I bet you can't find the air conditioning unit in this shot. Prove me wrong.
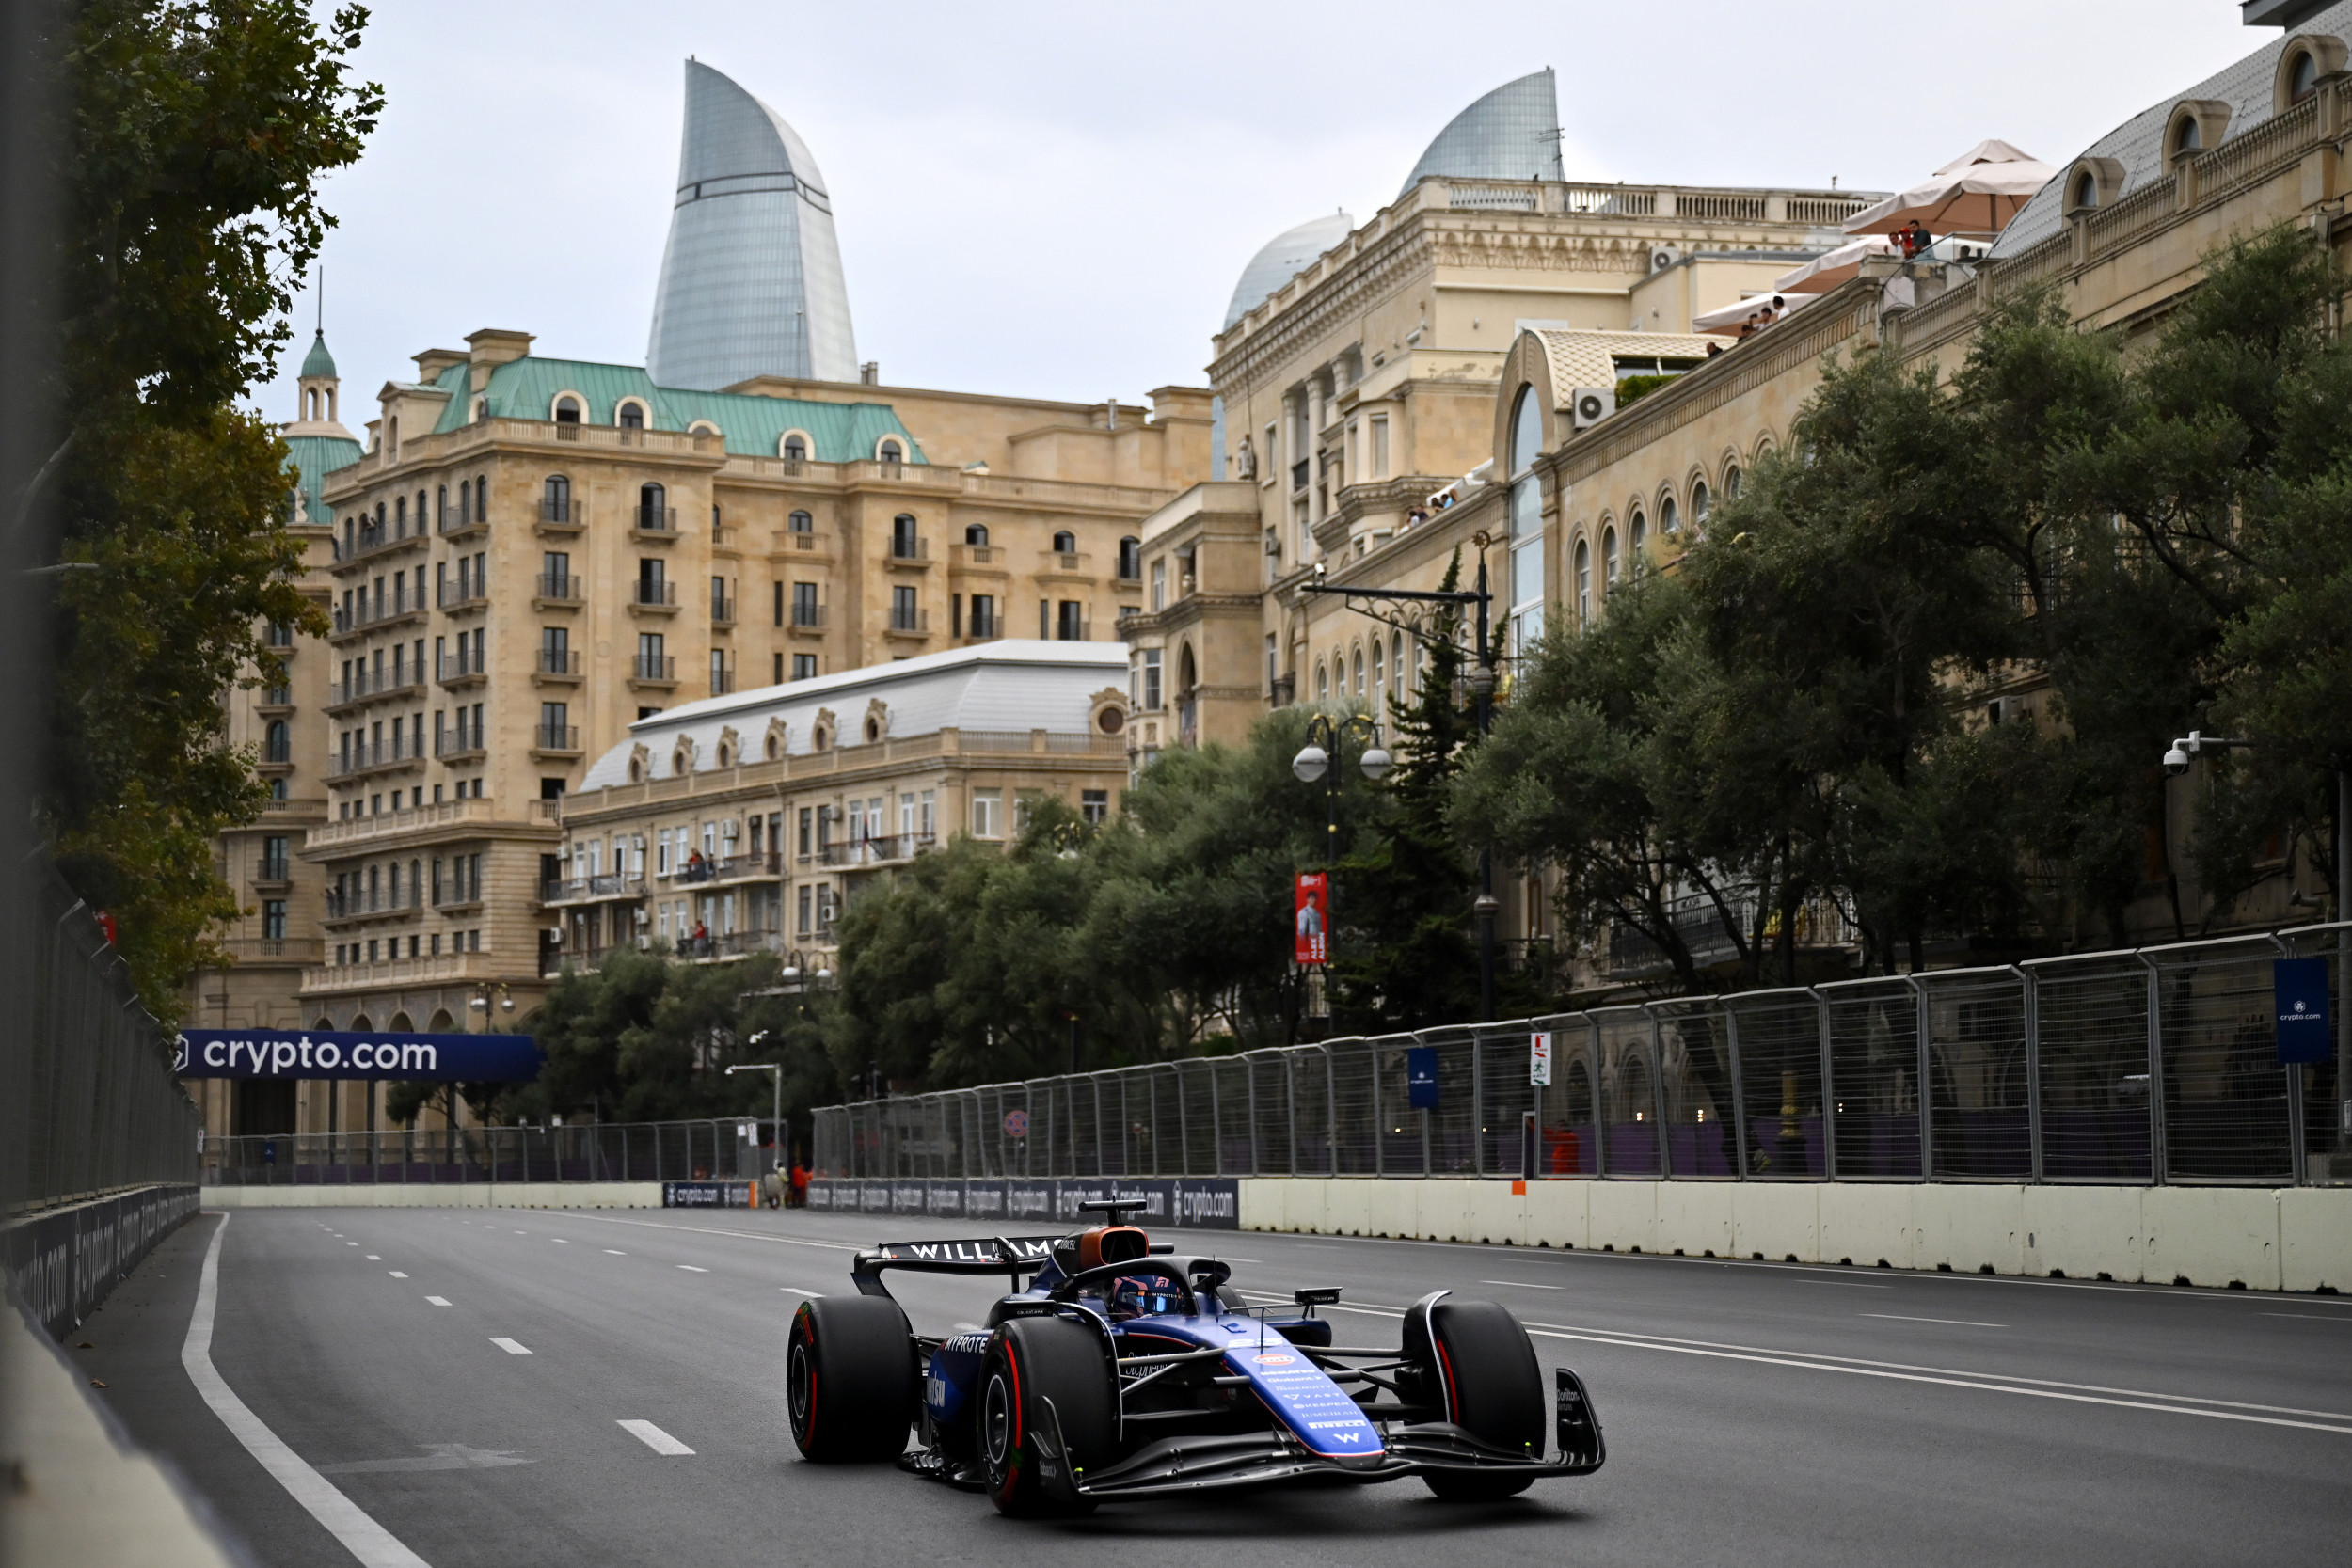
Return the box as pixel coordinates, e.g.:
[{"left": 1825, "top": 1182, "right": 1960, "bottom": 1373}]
[
  {"left": 1649, "top": 246, "right": 1681, "bottom": 274},
  {"left": 1571, "top": 387, "right": 1615, "bottom": 429}
]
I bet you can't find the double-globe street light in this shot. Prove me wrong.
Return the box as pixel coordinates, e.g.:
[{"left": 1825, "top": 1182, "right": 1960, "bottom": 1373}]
[{"left": 1292, "top": 715, "right": 1393, "bottom": 1030}]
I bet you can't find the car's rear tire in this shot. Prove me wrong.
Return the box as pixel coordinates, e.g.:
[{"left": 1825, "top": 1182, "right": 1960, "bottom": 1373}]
[
  {"left": 978, "top": 1316, "right": 1115, "bottom": 1517},
  {"left": 786, "top": 1295, "right": 916, "bottom": 1463},
  {"left": 1406, "top": 1295, "right": 1544, "bottom": 1500}
]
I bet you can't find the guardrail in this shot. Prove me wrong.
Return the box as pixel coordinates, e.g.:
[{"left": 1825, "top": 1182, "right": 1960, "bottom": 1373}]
[
  {"left": 200, "top": 1117, "right": 786, "bottom": 1187},
  {"left": 1, "top": 863, "right": 202, "bottom": 1214},
  {"left": 813, "top": 924, "right": 2352, "bottom": 1188}
]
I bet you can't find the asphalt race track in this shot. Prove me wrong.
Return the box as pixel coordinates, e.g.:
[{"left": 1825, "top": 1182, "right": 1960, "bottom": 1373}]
[{"left": 70, "top": 1204, "right": 2352, "bottom": 1567}]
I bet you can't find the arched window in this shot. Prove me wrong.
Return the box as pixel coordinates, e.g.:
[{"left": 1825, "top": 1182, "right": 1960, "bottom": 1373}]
[
  {"left": 1118, "top": 535, "right": 1140, "bottom": 578},
  {"left": 1575, "top": 539, "right": 1592, "bottom": 626},
  {"left": 1690, "top": 482, "right": 1709, "bottom": 528},
  {"left": 2072, "top": 170, "right": 2101, "bottom": 211},
  {"left": 782, "top": 434, "right": 808, "bottom": 461},
  {"left": 2172, "top": 116, "right": 2201, "bottom": 159},
  {"left": 639, "top": 483, "right": 667, "bottom": 530},
  {"left": 789, "top": 510, "right": 813, "bottom": 533},
  {"left": 1724, "top": 465, "right": 1742, "bottom": 499},
  {"left": 1508, "top": 384, "right": 1541, "bottom": 477},
  {"left": 1053, "top": 531, "right": 1076, "bottom": 554},
  {"left": 475, "top": 475, "right": 486, "bottom": 520},
  {"left": 892, "top": 514, "right": 918, "bottom": 557},
  {"left": 1629, "top": 511, "right": 1646, "bottom": 575},
  {"left": 542, "top": 475, "right": 569, "bottom": 523},
  {"left": 1316, "top": 660, "right": 1328, "bottom": 701},
  {"left": 617, "top": 401, "right": 645, "bottom": 430},
  {"left": 1661, "top": 496, "right": 1678, "bottom": 535},
  {"left": 1352, "top": 647, "right": 1364, "bottom": 697},
  {"left": 965, "top": 523, "right": 989, "bottom": 546},
  {"left": 1602, "top": 526, "right": 1619, "bottom": 588},
  {"left": 766, "top": 733, "right": 782, "bottom": 760},
  {"left": 877, "top": 438, "right": 904, "bottom": 463},
  {"left": 1391, "top": 631, "right": 1405, "bottom": 697},
  {"left": 1370, "top": 637, "right": 1385, "bottom": 711},
  {"left": 265, "top": 720, "right": 290, "bottom": 763},
  {"left": 554, "top": 396, "right": 581, "bottom": 424},
  {"left": 2291, "top": 48, "right": 2322, "bottom": 104}
]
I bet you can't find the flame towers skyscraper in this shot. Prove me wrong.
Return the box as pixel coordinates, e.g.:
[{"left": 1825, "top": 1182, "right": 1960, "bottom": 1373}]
[{"left": 646, "top": 60, "right": 859, "bottom": 390}]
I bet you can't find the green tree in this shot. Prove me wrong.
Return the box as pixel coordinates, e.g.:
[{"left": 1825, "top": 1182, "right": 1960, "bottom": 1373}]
[{"left": 40, "top": 1, "right": 381, "bottom": 1019}]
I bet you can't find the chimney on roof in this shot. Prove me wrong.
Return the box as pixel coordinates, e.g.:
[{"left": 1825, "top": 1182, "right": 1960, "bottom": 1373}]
[
  {"left": 465, "top": 328, "right": 535, "bottom": 392},
  {"left": 860, "top": 361, "right": 880, "bottom": 386}
]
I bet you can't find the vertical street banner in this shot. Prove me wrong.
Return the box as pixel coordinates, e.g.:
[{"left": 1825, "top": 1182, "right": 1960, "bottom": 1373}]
[
  {"left": 1406, "top": 1046, "right": 1439, "bottom": 1109},
  {"left": 2273, "top": 958, "right": 2331, "bottom": 1065},
  {"left": 1295, "top": 871, "right": 1330, "bottom": 966},
  {"left": 1530, "top": 1030, "right": 1553, "bottom": 1086}
]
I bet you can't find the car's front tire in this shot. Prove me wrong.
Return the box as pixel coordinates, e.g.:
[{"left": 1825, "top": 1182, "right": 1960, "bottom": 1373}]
[
  {"left": 786, "top": 1295, "right": 916, "bottom": 1463},
  {"left": 1406, "top": 1295, "right": 1545, "bottom": 1500},
  {"left": 979, "top": 1316, "right": 1115, "bottom": 1517}
]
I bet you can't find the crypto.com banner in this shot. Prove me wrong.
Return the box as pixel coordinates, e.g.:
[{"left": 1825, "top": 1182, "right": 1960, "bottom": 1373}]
[{"left": 175, "top": 1029, "right": 541, "bottom": 1082}]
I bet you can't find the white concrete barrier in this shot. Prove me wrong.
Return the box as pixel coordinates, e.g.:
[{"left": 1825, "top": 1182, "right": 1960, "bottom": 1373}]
[
  {"left": 204, "top": 1181, "right": 664, "bottom": 1210},
  {"left": 1234, "top": 1178, "right": 2352, "bottom": 1291}
]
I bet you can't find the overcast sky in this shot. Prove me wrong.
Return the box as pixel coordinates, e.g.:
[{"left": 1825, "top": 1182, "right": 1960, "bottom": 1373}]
[{"left": 256, "top": 0, "right": 2261, "bottom": 423}]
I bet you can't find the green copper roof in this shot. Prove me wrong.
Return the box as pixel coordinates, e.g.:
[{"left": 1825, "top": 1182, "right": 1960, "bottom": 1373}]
[
  {"left": 300, "top": 330, "right": 338, "bottom": 379},
  {"left": 282, "top": 433, "right": 362, "bottom": 525},
  {"left": 424, "top": 355, "right": 924, "bottom": 464}
]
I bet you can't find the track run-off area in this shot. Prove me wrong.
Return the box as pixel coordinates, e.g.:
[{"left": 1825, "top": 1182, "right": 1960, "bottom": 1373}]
[{"left": 72, "top": 1204, "right": 2352, "bottom": 1567}]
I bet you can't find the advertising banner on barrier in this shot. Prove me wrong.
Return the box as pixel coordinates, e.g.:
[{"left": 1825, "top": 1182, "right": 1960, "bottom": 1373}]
[
  {"left": 663, "top": 1180, "right": 756, "bottom": 1208},
  {"left": 175, "top": 1029, "right": 541, "bottom": 1083},
  {"left": 2274, "top": 958, "right": 2332, "bottom": 1065},
  {"left": 803, "top": 1177, "right": 1240, "bottom": 1229}
]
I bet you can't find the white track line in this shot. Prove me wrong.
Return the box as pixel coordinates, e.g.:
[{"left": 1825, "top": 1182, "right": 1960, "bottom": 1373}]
[
  {"left": 779, "top": 1287, "right": 823, "bottom": 1297},
  {"left": 676, "top": 1265, "right": 709, "bottom": 1273},
  {"left": 1481, "top": 1279, "right": 1563, "bottom": 1290},
  {"left": 183, "top": 1215, "right": 431, "bottom": 1567},
  {"left": 561, "top": 1212, "right": 863, "bottom": 1250},
  {"left": 490, "top": 1338, "right": 532, "bottom": 1355},
  {"left": 425, "top": 1296, "right": 452, "bottom": 1307},
  {"left": 388, "top": 1272, "right": 408, "bottom": 1279},
  {"left": 1864, "top": 1313, "right": 2007, "bottom": 1328},
  {"left": 617, "top": 1419, "right": 694, "bottom": 1455}
]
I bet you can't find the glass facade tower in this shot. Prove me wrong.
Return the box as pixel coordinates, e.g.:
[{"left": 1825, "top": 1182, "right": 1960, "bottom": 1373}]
[
  {"left": 646, "top": 60, "right": 859, "bottom": 390},
  {"left": 1397, "top": 69, "right": 1565, "bottom": 195}
]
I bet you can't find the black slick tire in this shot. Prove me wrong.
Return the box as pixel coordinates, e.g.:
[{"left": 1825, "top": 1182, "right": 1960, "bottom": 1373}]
[
  {"left": 786, "top": 1295, "right": 916, "bottom": 1462},
  {"left": 1406, "top": 1296, "right": 1545, "bottom": 1500},
  {"left": 978, "top": 1316, "right": 1115, "bottom": 1517}
]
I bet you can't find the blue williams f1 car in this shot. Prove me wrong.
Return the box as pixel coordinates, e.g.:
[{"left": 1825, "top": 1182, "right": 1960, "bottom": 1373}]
[{"left": 785, "top": 1199, "right": 1604, "bottom": 1515}]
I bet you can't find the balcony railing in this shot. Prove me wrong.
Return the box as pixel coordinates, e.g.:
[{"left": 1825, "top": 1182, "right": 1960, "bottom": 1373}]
[
  {"left": 632, "top": 580, "right": 677, "bottom": 608},
  {"left": 323, "top": 887, "right": 424, "bottom": 919},
  {"left": 438, "top": 505, "right": 487, "bottom": 537},
  {"left": 790, "top": 602, "right": 826, "bottom": 629},
  {"left": 437, "top": 650, "right": 485, "bottom": 684},
  {"left": 541, "top": 873, "right": 648, "bottom": 905},
  {"left": 631, "top": 655, "right": 676, "bottom": 683},
  {"left": 890, "top": 535, "right": 929, "bottom": 562},
  {"left": 819, "top": 832, "right": 936, "bottom": 867},
  {"left": 660, "top": 850, "right": 782, "bottom": 886},
  {"left": 435, "top": 721, "right": 485, "bottom": 757},
  {"left": 539, "top": 497, "right": 582, "bottom": 527},
  {"left": 634, "top": 506, "right": 678, "bottom": 533},
  {"left": 534, "top": 573, "right": 581, "bottom": 603},
  {"left": 710, "top": 594, "right": 735, "bottom": 626},
  {"left": 709, "top": 667, "right": 735, "bottom": 696},
  {"left": 329, "top": 669, "right": 423, "bottom": 706},
  {"left": 532, "top": 724, "right": 581, "bottom": 753},
  {"left": 331, "top": 596, "right": 426, "bottom": 636},
  {"left": 327, "top": 737, "right": 425, "bottom": 778},
  {"left": 888, "top": 606, "right": 929, "bottom": 634},
  {"left": 536, "top": 649, "right": 582, "bottom": 678},
  {"left": 437, "top": 580, "right": 489, "bottom": 611}
]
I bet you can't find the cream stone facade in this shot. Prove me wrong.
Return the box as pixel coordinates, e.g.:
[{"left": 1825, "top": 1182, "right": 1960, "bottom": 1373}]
[
  {"left": 550, "top": 642, "right": 1132, "bottom": 974},
  {"left": 189, "top": 335, "right": 1209, "bottom": 1135}
]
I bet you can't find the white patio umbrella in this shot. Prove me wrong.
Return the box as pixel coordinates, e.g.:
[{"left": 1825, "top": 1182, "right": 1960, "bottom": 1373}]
[
  {"left": 1842, "top": 138, "right": 2057, "bottom": 236},
  {"left": 1691, "top": 288, "right": 1832, "bottom": 337},
  {"left": 1769, "top": 233, "right": 1900, "bottom": 293}
]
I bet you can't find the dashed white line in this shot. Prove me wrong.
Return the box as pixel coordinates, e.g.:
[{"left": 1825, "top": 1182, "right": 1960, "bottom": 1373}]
[
  {"left": 388, "top": 1272, "right": 408, "bottom": 1279},
  {"left": 1482, "top": 1279, "right": 1564, "bottom": 1290},
  {"left": 780, "top": 1287, "right": 822, "bottom": 1297},
  {"left": 426, "top": 1296, "right": 453, "bottom": 1307},
  {"left": 490, "top": 1338, "right": 532, "bottom": 1355},
  {"left": 1864, "top": 1313, "right": 2007, "bottom": 1328},
  {"left": 2265, "top": 1313, "right": 2352, "bottom": 1323},
  {"left": 552, "top": 1238, "right": 569, "bottom": 1244},
  {"left": 617, "top": 1419, "right": 694, "bottom": 1455},
  {"left": 365, "top": 1255, "right": 381, "bottom": 1260},
  {"left": 345, "top": 1242, "right": 358, "bottom": 1247},
  {"left": 676, "top": 1265, "right": 709, "bottom": 1274},
  {"left": 1794, "top": 1278, "right": 1891, "bottom": 1289},
  {"left": 604, "top": 1249, "right": 627, "bottom": 1256}
]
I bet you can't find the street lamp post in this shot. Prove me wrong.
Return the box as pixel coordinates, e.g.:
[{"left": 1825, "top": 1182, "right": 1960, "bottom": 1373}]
[
  {"left": 1293, "top": 713, "right": 1391, "bottom": 1036},
  {"left": 2164, "top": 729, "right": 2350, "bottom": 1181},
  {"left": 1299, "top": 535, "right": 1500, "bottom": 1019},
  {"left": 725, "top": 1051, "right": 784, "bottom": 1195}
]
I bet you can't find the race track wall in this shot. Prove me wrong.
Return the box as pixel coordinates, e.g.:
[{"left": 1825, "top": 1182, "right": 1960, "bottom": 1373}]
[
  {"left": 2, "top": 1184, "right": 200, "bottom": 1338},
  {"left": 1239, "top": 1179, "right": 2352, "bottom": 1292},
  {"left": 206, "top": 1180, "right": 663, "bottom": 1210}
]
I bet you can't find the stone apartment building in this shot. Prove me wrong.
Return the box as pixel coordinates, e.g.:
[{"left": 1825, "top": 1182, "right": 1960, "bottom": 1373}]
[
  {"left": 188, "top": 335, "right": 1208, "bottom": 1137},
  {"left": 550, "top": 641, "right": 1131, "bottom": 974}
]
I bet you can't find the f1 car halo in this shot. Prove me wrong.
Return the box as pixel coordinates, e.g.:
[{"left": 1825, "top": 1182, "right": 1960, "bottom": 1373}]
[{"left": 785, "top": 1199, "right": 1605, "bottom": 1515}]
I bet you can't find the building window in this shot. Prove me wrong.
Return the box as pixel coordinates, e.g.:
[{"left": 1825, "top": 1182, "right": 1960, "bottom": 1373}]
[
  {"left": 1058, "top": 600, "right": 1085, "bottom": 641},
  {"left": 1628, "top": 512, "right": 1645, "bottom": 575},
  {"left": 1370, "top": 415, "right": 1390, "bottom": 479},
  {"left": 1602, "top": 526, "right": 1619, "bottom": 589},
  {"left": 1081, "top": 789, "right": 1108, "bottom": 825},
  {"left": 554, "top": 396, "right": 580, "bottom": 424},
  {"left": 264, "top": 720, "right": 290, "bottom": 763},
  {"left": 1137, "top": 648, "right": 1161, "bottom": 711},
  {"left": 965, "top": 523, "right": 989, "bottom": 546},
  {"left": 892, "top": 514, "right": 919, "bottom": 559},
  {"left": 261, "top": 835, "right": 289, "bottom": 880},
  {"left": 262, "top": 899, "right": 286, "bottom": 941},
  {"left": 1724, "top": 465, "right": 1741, "bottom": 499},
  {"left": 1575, "top": 539, "right": 1591, "bottom": 627},
  {"left": 1117, "top": 536, "right": 1140, "bottom": 579},
  {"left": 1150, "top": 560, "right": 1166, "bottom": 610},
  {"left": 619, "top": 401, "right": 645, "bottom": 430},
  {"left": 639, "top": 483, "right": 668, "bottom": 530},
  {"left": 1686, "top": 484, "right": 1706, "bottom": 530},
  {"left": 969, "top": 594, "right": 996, "bottom": 639},
  {"left": 891, "top": 585, "right": 920, "bottom": 632},
  {"left": 542, "top": 474, "right": 570, "bottom": 523},
  {"left": 798, "top": 884, "right": 813, "bottom": 934},
  {"left": 783, "top": 435, "right": 807, "bottom": 461},
  {"left": 878, "top": 438, "right": 904, "bottom": 464},
  {"left": 792, "top": 581, "right": 820, "bottom": 627},
  {"left": 972, "top": 788, "right": 1003, "bottom": 839},
  {"left": 1315, "top": 660, "right": 1328, "bottom": 702},
  {"left": 1661, "top": 496, "right": 1678, "bottom": 536},
  {"left": 793, "top": 653, "right": 818, "bottom": 680},
  {"left": 1052, "top": 530, "right": 1076, "bottom": 554},
  {"left": 788, "top": 509, "right": 813, "bottom": 533},
  {"left": 540, "top": 701, "right": 569, "bottom": 751}
]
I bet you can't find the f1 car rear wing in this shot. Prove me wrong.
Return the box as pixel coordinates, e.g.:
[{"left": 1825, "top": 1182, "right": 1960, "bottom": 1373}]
[{"left": 851, "top": 1235, "right": 1064, "bottom": 1299}]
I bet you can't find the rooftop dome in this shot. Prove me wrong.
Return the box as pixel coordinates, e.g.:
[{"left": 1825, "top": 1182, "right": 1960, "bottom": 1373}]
[
  {"left": 1224, "top": 212, "right": 1356, "bottom": 328},
  {"left": 299, "top": 329, "right": 337, "bottom": 379},
  {"left": 1398, "top": 69, "right": 1565, "bottom": 197}
]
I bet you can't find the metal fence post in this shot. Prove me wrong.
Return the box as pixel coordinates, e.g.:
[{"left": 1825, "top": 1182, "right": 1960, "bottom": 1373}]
[
  {"left": 1810, "top": 989, "right": 1836, "bottom": 1180},
  {"left": 2012, "top": 964, "right": 2043, "bottom": 1184},
  {"left": 1724, "top": 1006, "right": 1744, "bottom": 1180},
  {"left": 2139, "top": 954, "right": 2166, "bottom": 1184},
  {"left": 1589, "top": 1015, "right": 1610, "bottom": 1179},
  {"left": 1647, "top": 1008, "right": 1672, "bottom": 1178},
  {"left": 1372, "top": 1045, "right": 1385, "bottom": 1178},
  {"left": 1910, "top": 975, "right": 1934, "bottom": 1182}
]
